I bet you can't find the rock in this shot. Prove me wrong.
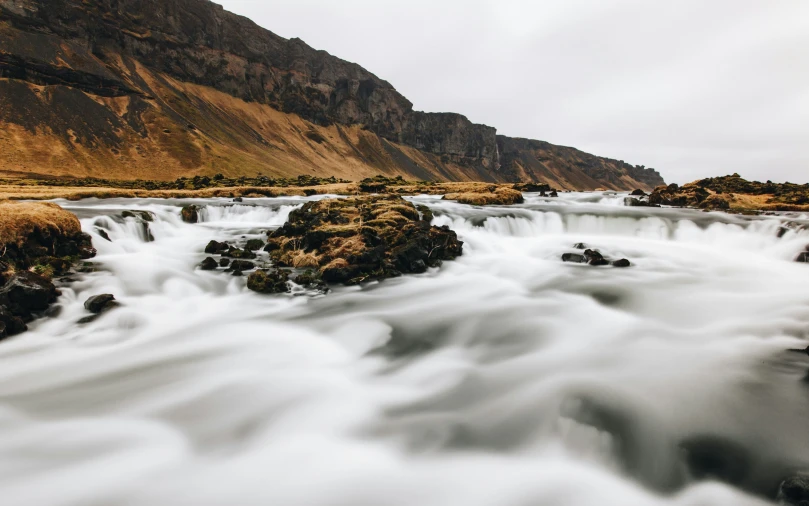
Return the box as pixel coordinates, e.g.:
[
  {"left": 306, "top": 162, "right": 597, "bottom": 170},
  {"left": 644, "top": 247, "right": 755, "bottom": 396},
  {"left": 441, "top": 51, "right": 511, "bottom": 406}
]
[
  {"left": 624, "top": 197, "right": 649, "bottom": 207},
  {"left": 611, "top": 259, "right": 631, "bottom": 268},
  {"left": 228, "top": 260, "right": 255, "bottom": 272},
  {"left": 796, "top": 252, "right": 809, "bottom": 263},
  {"left": 219, "top": 258, "right": 231, "bottom": 268},
  {"left": 247, "top": 269, "right": 290, "bottom": 294},
  {"left": 224, "top": 247, "right": 257, "bottom": 259},
  {"left": 244, "top": 239, "right": 265, "bottom": 251},
  {"left": 549, "top": 190, "right": 559, "bottom": 198},
  {"left": 0, "top": 271, "right": 59, "bottom": 321},
  {"left": 263, "top": 241, "right": 281, "bottom": 253},
  {"left": 96, "top": 228, "right": 112, "bottom": 241},
  {"left": 443, "top": 187, "right": 524, "bottom": 206},
  {"left": 584, "top": 249, "right": 609, "bottom": 266},
  {"left": 84, "top": 294, "right": 117, "bottom": 314},
  {"left": 181, "top": 205, "right": 200, "bottom": 223},
  {"left": 199, "top": 257, "right": 218, "bottom": 270},
  {"left": 778, "top": 474, "right": 809, "bottom": 506},
  {"left": 204, "top": 240, "right": 229, "bottom": 254},
  {"left": 699, "top": 194, "right": 730, "bottom": 211},
  {"left": 0, "top": 305, "right": 27, "bottom": 340},
  {"left": 630, "top": 189, "right": 646, "bottom": 196},
  {"left": 573, "top": 243, "right": 588, "bottom": 250},
  {"left": 121, "top": 210, "right": 155, "bottom": 222},
  {"left": 513, "top": 182, "right": 551, "bottom": 193},
  {"left": 562, "top": 253, "right": 586, "bottom": 263},
  {"left": 293, "top": 270, "right": 328, "bottom": 292},
  {"left": 233, "top": 197, "right": 244, "bottom": 202}
]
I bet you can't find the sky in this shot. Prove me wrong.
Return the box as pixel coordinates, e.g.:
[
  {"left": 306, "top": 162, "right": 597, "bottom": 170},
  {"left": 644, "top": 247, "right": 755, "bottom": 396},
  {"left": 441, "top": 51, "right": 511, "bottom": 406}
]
[{"left": 217, "top": 0, "right": 808, "bottom": 184}]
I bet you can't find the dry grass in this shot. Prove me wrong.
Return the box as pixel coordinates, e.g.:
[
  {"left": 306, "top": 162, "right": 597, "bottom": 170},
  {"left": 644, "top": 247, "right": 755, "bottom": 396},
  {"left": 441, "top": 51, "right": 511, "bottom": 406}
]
[
  {"left": 0, "top": 201, "right": 81, "bottom": 247},
  {"left": 443, "top": 187, "right": 524, "bottom": 206}
]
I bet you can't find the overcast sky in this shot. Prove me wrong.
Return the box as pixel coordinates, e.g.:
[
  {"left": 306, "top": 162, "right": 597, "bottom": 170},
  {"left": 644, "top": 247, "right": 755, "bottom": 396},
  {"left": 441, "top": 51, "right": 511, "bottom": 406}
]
[{"left": 218, "top": 0, "right": 807, "bottom": 184}]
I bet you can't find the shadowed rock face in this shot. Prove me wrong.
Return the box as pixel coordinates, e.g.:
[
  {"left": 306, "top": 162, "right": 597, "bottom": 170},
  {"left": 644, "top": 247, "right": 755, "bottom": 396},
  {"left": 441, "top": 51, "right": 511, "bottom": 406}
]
[{"left": 0, "top": 0, "right": 665, "bottom": 189}]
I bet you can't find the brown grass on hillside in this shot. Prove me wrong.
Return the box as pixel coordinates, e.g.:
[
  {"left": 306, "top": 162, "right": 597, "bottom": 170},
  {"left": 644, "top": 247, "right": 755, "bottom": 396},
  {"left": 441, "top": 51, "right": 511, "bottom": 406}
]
[{"left": 0, "top": 201, "right": 81, "bottom": 248}]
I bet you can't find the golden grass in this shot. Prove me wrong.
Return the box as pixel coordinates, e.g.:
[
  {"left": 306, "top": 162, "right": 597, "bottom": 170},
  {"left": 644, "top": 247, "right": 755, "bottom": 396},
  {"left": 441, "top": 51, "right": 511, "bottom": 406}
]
[
  {"left": 290, "top": 251, "right": 321, "bottom": 268},
  {"left": 443, "top": 187, "right": 524, "bottom": 206},
  {"left": 0, "top": 201, "right": 81, "bottom": 247}
]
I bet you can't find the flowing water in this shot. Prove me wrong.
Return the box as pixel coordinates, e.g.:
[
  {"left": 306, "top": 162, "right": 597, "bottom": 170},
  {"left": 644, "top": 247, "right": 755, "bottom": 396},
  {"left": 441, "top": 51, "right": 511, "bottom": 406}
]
[{"left": 2, "top": 192, "right": 809, "bottom": 506}]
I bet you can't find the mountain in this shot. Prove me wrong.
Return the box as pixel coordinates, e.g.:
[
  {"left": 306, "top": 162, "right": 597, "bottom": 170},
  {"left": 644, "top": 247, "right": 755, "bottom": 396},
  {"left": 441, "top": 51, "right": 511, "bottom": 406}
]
[{"left": 0, "top": 0, "right": 665, "bottom": 190}]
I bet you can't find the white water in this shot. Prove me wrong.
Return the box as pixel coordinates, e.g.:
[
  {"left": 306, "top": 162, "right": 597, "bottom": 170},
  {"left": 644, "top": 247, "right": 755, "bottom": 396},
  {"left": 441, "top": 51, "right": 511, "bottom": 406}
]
[{"left": 2, "top": 192, "right": 809, "bottom": 506}]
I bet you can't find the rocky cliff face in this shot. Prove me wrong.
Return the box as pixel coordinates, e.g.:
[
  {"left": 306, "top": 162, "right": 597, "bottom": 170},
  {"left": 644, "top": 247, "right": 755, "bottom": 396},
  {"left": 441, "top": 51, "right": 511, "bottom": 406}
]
[{"left": 0, "top": 0, "right": 664, "bottom": 189}]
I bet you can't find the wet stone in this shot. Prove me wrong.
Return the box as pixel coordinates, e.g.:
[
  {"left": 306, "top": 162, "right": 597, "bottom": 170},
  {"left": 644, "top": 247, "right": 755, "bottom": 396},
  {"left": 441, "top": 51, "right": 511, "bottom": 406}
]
[
  {"left": 84, "top": 294, "right": 117, "bottom": 314},
  {"left": 200, "top": 257, "right": 218, "bottom": 270}
]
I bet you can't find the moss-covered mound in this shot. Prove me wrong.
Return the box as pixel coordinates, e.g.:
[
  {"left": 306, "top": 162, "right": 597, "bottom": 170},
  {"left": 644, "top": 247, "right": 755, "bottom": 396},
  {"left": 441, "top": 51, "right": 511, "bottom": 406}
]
[
  {"left": 0, "top": 201, "right": 96, "bottom": 340},
  {"left": 253, "top": 195, "right": 463, "bottom": 288},
  {"left": 443, "top": 187, "right": 525, "bottom": 206}
]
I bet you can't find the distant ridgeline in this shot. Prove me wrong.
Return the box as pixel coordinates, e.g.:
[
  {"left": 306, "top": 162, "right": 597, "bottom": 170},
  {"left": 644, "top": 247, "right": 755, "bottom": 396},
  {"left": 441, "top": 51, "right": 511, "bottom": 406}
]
[{"left": 0, "top": 0, "right": 664, "bottom": 190}]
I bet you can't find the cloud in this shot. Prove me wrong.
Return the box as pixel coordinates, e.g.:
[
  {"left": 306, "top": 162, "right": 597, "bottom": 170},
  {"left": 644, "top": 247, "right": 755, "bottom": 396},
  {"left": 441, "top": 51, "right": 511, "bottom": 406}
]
[{"left": 218, "top": 0, "right": 809, "bottom": 184}]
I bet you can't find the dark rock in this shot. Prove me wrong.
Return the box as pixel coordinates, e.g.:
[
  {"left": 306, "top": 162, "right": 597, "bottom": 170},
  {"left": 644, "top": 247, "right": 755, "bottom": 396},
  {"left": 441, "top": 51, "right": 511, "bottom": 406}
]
[
  {"left": 612, "top": 258, "right": 631, "bottom": 268},
  {"left": 549, "top": 190, "right": 559, "bottom": 198},
  {"left": 229, "top": 260, "right": 255, "bottom": 272},
  {"left": 244, "top": 239, "right": 265, "bottom": 251},
  {"left": 204, "top": 240, "right": 229, "bottom": 254},
  {"left": 573, "top": 243, "right": 588, "bottom": 250},
  {"left": 199, "top": 257, "right": 218, "bottom": 270},
  {"left": 219, "top": 258, "right": 231, "bottom": 267},
  {"left": 778, "top": 474, "right": 809, "bottom": 506},
  {"left": 0, "top": 305, "right": 27, "bottom": 340},
  {"left": 293, "top": 270, "right": 328, "bottom": 291},
  {"left": 83, "top": 294, "right": 117, "bottom": 314},
  {"left": 78, "top": 233, "right": 97, "bottom": 259},
  {"left": 181, "top": 205, "right": 200, "bottom": 223},
  {"left": 562, "top": 253, "right": 586, "bottom": 263},
  {"left": 224, "top": 247, "right": 256, "bottom": 260},
  {"left": 121, "top": 210, "right": 155, "bottom": 222},
  {"left": 0, "top": 271, "right": 59, "bottom": 320},
  {"left": 247, "top": 269, "right": 290, "bottom": 294},
  {"left": 796, "top": 252, "right": 809, "bottom": 263},
  {"left": 513, "top": 182, "right": 551, "bottom": 193},
  {"left": 303, "top": 189, "right": 318, "bottom": 196},
  {"left": 263, "top": 241, "right": 281, "bottom": 253},
  {"left": 630, "top": 189, "right": 646, "bottom": 196},
  {"left": 96, "top": 228, "right": 111, "bottom": 241},
  {"left": 233, "top": 197, "right": 244, "bottom": 202},
  {"left": 232, "top": 269, "right": 243, "bottom": 276},
  {"left": 584, "top": 249, "right": 610, "bottom": 266},
  {"left": 624, "top": 197, "right": 649, "bottom": 207}
]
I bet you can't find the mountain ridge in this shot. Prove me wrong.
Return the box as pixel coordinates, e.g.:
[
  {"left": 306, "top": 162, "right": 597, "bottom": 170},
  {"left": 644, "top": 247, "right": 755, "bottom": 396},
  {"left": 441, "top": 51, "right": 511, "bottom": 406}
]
[{"left": 0, "top": 0, "right": 665, "bottom": 190}]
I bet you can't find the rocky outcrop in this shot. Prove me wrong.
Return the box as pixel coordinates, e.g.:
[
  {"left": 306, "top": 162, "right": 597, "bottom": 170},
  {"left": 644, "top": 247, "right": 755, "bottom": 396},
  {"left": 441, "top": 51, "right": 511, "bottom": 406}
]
[
  {"left": 0, "top": 201, "right": 96, "bottom": 339},
  {"left": 0, "top": 0, "right": 665, "bottom": 189}
]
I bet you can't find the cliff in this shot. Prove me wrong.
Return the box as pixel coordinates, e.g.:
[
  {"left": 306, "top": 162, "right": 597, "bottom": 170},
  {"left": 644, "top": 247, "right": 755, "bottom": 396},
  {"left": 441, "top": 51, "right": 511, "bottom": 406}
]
[{"left": 0, "top": 0, "right": 665, "bottom": 190}]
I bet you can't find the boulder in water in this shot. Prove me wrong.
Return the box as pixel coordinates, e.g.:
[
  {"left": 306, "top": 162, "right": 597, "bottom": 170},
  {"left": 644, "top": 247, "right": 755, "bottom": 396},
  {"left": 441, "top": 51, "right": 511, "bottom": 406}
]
[
  {"left": 778, "top": 474, "right": 809, "bottom": 506},
  {"left": 247, "top": 269, "right": 290, "bottom": 294},
  {"left": 630, "top": 189, "right": 646, "bottom": 196},
  {"left": 584, "top": 249, "right": 610, "bottom": 266},
  {"left": 0, "top": 271, "right": 59, "bottom": 321},
  {"left": 219, "top": 258, "right": 231, "bottom": 268},
  {"left": 573, "top": 243, "right": 588, "bottom": 250},
  {"left": 244, "top": 239, "right": 264, "bottom": 251},
  {"left": 121, "top": 210, "right": 155, "bottom": 222},
  {"left": 199, "top": 257, "right": 218, "bottom": 270},
  {"left": 795, "top": 252, "right": 809, "bottom": 263},
  {"left": 624, "top": 197, "right": 649, "bottom": 207},
  {"left": 204, "top": 240, "right": 229, "bottom": 254},
  {"left": 562, "top": 253, "right": 586, "bottom": 264},
  {"left": 181, "top": 205, "right": 200, "bottom": 223},
  {"left": 84, "top": 294, "right": 118, "bottom": 314},
  {"left": 229, "top": 260, "right": 255, "bottom": 272},
  {"left": 512, "top": 182, "right": 551, "bottom": 193},
  {"left": 233, "top": 197, "right": 244, "bottom": 202},
  {"left": 0, "top": 305, "right": 27, "bottom": 340},
  {"left": 612, "top": 258, "right": 631, "bottom": 268},
  {"left": 549, "top": 190, "right": 559, "bottom": 197},
  {"left": 224, "top": 247, "right": 257, "bottom": 260}
]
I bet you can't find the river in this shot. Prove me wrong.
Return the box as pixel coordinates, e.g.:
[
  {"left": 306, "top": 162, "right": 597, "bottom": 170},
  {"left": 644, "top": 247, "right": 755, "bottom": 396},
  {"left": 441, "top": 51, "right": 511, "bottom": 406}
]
[{"left": 1, "top": 192, "right": 809, "bottom": 505}]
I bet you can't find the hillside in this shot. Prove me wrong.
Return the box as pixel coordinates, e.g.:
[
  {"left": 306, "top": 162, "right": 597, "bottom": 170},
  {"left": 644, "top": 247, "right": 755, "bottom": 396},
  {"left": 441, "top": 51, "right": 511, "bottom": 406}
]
[{"left": 0, "top": 0, "right": 665, "bottom": 190}]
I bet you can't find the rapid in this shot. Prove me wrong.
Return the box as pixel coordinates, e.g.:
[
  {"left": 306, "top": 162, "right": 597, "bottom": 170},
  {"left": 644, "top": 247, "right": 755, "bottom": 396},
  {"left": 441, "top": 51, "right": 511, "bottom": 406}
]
[{"left": 1, "top": 191, "right": 809, "bottom": 506}]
